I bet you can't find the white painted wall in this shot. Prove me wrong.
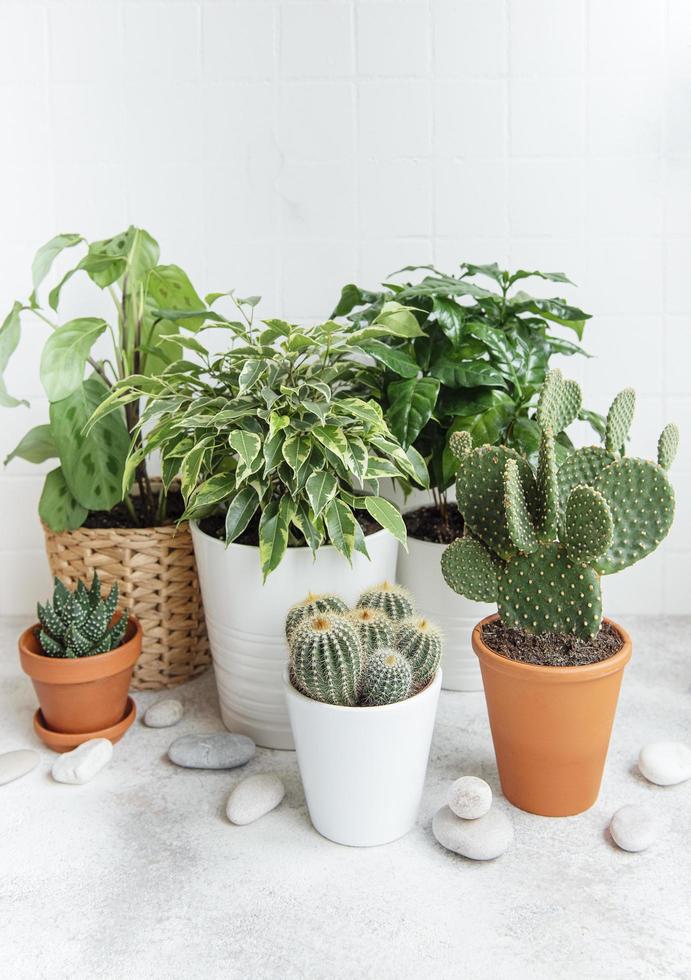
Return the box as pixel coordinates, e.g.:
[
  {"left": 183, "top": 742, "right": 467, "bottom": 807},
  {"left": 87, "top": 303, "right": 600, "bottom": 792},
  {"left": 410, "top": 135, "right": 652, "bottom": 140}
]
[{"left": 1, "top": 0, "right": 689, "bottom": 615}]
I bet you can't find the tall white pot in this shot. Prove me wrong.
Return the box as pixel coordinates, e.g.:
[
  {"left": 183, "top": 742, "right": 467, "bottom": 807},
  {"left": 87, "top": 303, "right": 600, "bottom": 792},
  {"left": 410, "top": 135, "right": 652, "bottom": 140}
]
[
  {"left": 285, "top": 669, "right": 441, "bottom": 846},
  {"left": 397, "top": 537, "right": 495, "bottom": 692},
  {"left": 191, "top": 523, "right": 398, "bottom": 750}
]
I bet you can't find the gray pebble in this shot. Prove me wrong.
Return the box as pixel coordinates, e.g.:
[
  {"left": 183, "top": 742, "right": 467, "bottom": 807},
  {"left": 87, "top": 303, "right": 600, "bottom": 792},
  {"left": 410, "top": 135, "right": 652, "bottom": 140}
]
[
  {"left": 168, "top": 732, "right": 255, "bottom": 770},
  {"left": 0, "top": 749, "right": 39, "bottom": 786},
  {"left": 144, "top": 699, "right": 184, "bottom": 729},
  {"left": 433, "top": 805, "right": 514, "bottom": 860},
  {"left": 226, "top": 773, "right": 285, "bottom": 825},
  {"left": 610, "top": 804, "right": 660, "bottom": 852},
  {"left": 638, "top": 741, "right": 691, "bottom": 786}
]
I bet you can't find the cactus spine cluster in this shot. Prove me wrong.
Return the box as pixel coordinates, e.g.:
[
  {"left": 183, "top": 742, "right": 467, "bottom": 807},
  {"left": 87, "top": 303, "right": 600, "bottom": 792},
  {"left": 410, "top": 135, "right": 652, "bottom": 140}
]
[
  {"left": 441, "top": 370, "right": 677, "bottom": 639},
  {"left": 286, "top": 584, "right": 442, "bottom": 706},
  {"left": 37, "top": 574, "right": 128, "bottom": 658}
]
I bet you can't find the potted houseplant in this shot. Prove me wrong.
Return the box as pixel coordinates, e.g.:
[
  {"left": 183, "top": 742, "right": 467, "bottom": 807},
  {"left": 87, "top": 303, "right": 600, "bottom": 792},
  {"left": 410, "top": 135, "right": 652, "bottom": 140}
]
[
  {"left": 441, "top": 370, "right": 678, "bottom": 816},
  {"left": 333, "top": 263, "right": 601, "bottom": 691},
  {"left": 284, "top": 584, "right": 442, "bottom": 846},
  {"left": 18, "top": 573, "right": 142, "bottom": 751},
  {"left": 1, "top": 228, "right": 209, "bottom": 690},
  {"left": 95, "top": 298, "right": 427, "bottom": 748}
]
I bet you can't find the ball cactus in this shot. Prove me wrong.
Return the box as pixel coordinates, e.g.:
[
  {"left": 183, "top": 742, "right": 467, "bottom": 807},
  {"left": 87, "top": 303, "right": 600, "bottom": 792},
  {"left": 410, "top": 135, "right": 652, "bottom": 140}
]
[
  {"left": 285, "top": 592, "right": 349, "bottom": 643},
  {"left": 360, "top": 647, "right": 413, "bottom": 706},
  {"left": 441, "top": 370, "right": 677, "bottom": 639},
  {"left": 346, "top": 608, "right": 395, "bottom": 654},
  {"left": 396, "top": 617, "right": 442, "bottom": 689},
  {"left": 290, "top": 613, "right": 364, "bottom": 706},
  {"left": 357, "top": 581, "right": 414, "bottom": 621},
  {"left": 37, "top": 574, "right": 128, "bottom": 658}
]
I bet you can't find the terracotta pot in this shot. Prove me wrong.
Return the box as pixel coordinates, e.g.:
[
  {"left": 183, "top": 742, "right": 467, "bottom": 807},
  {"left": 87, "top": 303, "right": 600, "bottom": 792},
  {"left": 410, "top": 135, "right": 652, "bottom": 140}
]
[
  {"left": 18, "top": 617, "right": 142, "bottom": 743},
  {"left": 472, "top": 614, "right": 632, "bottom": 817}
]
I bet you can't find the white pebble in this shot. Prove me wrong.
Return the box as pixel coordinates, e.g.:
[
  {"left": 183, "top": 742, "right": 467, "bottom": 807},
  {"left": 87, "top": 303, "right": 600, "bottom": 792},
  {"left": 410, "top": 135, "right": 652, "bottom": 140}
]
[
  {"left": 0, "top": 749, "right": 39, "bottom": 786},
  {"left": 226, "top": 773, "right": 285, "bottom": 826},
  {"left": 52, "top": 738, "right": 113, "bottom": 785},
  {"left": 433, "top": 805, "right": 513, "bottom": 860},
  {"left": 144, "top": 699, "right": 184, "bottom": 729},
  {"left": 448, "top": 776, "right": 492, "bottom": 819},
  {"left": 638, "top": 741, "right": 691, "bottom": 786},
  {"left": 610, "top": 804, "right": 660, "bottom": 852}
]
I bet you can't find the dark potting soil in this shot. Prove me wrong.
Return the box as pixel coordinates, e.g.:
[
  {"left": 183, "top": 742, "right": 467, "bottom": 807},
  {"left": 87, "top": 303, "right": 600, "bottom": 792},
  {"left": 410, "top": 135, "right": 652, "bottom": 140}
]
[
  {"left": 481, "top": 618, "right": 624, "bottom": 668},
  {"left": 82, "top": 489, "right": 185, "bottom": 530},
  {"left": 403, "top": 503, "right": 464, "bottom": 545},
  {"left": 199, "top": 508, "right": 382, "bottom": 547}
]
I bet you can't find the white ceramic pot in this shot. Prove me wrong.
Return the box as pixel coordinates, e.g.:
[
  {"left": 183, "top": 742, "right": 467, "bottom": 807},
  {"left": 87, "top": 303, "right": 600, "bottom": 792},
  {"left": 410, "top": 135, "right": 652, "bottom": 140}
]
[
  {"left": 284, "top": 668, "right": 441, "bottom": 846},
  {"left": 191, "top": 522, "right": 398, "bottom": 750},
  {"left": 397, "top": 536, "right": 495, "bottom": 692}
]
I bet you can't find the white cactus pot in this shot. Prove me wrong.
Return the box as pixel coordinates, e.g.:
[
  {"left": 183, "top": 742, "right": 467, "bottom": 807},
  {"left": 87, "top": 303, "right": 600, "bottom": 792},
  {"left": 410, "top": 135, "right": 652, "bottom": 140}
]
[
  {"left": 397, "top": 536, "right": 495, "bottom": 692},
  {"left": 284, "top": 668, "right": 441, "bottom": 846},
  {"left": 191, "top": 522, "right": 398, "bottom": 750}
]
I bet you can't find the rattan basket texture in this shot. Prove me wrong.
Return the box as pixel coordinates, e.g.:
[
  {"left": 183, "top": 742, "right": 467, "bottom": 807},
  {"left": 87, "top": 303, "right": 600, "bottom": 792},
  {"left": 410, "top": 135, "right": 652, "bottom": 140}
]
[{"left": 43, "top": 517, "right": 210, "bottom": 691}]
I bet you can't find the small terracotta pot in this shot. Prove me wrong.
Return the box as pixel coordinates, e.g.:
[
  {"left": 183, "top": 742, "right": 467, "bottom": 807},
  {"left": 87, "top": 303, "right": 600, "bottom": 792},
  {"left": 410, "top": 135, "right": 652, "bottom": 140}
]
[
  {"left": 472, "top": 614, "right": 632, "bottom": 817},
  {"left": 18, "top": 617, "right": 142, "bottom": 744}
]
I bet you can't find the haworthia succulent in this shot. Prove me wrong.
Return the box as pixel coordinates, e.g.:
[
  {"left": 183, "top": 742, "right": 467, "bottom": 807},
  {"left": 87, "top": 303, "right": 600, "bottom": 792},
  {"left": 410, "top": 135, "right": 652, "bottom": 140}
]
[{"left": 36, "top": 573, "right": 127, "bottom": 658}]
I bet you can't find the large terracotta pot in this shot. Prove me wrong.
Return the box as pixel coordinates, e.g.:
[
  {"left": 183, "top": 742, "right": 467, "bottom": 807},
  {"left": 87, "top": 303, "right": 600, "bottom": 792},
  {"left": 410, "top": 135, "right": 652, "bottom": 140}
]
[
  {"left": 472, "top": 614, "right": 632, "bottom": 817},
  {"left": 19, "top": 617, "right": 142, "bottom": 749}
]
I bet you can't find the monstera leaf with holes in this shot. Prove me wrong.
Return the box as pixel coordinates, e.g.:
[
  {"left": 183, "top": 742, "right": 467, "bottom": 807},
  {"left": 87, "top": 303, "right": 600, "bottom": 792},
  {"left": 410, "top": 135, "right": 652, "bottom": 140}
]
[{"left": 1, "top": 227, "right": 211, "bottom": 530}]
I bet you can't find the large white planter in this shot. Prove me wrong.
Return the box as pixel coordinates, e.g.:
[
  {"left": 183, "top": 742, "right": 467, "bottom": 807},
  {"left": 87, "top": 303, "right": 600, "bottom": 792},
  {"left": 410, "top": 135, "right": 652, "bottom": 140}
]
[
  {"left": 191, "top": 522, "right": 398, "bottom": 750},
  {"left": 397, "top": 536, "right": 495, "bottom": 692},
  {"left": 284, "top": 668, "right": 441, "bottom": 846}
]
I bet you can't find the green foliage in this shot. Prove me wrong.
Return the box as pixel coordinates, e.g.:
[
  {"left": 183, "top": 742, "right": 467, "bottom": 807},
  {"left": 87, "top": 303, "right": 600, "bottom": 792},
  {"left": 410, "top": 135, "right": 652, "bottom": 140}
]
[
  {"left": 36, "top": 574, "right": 128, "bottom": 658},
  {"left": 2, "top": 227, "right": 208, "bottom": 529},
  {"left": 396, "top": 617, "right": 442, "bottom": 689},
  {"left": 657, "top": 423, "right": 679, "bottom": 470},
  {"left": 98, "top": 303, "right": 425, "bottom": 579},
  {"left": 346, "top": 608, "right": 396, "bottom": 653},
  {"left": 356, "top": 581, "right": 415, "bottom": 621},
  {"left": 290, "top": 613, "right": 364, "bottom": 706},
  {"left": 360, "top": 647, "right": 413, "bottom": 706},
  {"left": 332, "top": 263, "right": 600, "bottom": 511},
  {"left": 441, "top": 372, "right": 677, "bottom": 639}
]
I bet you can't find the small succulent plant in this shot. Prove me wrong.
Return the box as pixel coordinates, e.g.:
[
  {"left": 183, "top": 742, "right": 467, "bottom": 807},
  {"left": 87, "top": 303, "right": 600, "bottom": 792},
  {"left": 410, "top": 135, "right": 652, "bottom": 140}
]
[
  {"left": 441, "top": 370, "right": 678, "bottom": 639},
  {"left": 287, "top": 588, "right": 442, "bottom": 706},
  {"left": 37, "top": 574, "right": 128, "bottom": 658}
]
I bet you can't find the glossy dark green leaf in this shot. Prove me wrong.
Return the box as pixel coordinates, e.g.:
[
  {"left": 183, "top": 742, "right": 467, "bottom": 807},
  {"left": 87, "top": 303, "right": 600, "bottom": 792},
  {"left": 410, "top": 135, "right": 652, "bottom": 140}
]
[
  {"left": 432, "top": 296, "right": 467, "bottom": 346},
  {"left": 387, "top": 377, "right": 440, "bottom": 448},
  {"left": 225, "top": 485, "right": 260, "bottom": 544},
  {"left": 357, "top": 339, "right": 419, "bottom": 378}
]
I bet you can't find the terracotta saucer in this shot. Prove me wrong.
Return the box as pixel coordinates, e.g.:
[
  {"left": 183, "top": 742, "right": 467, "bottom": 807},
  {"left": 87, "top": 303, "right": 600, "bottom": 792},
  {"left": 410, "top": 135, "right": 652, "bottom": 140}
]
[{"left": 33, "top": 696, "right": 137, "bottom": 753}]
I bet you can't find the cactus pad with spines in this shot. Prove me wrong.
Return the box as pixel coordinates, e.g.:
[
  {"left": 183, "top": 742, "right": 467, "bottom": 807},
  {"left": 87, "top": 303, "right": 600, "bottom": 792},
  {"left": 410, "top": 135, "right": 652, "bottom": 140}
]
[
  {"left": 535, "top": 426, "right": 559, "bottom": 540},
  {"left": 37, "top": 573, "right": 127, "bottom": 658},
  {"left": 556, "top": 446, "right": 617, "bottom": 512},
  {"left": 357, "top": 582, "right": 414, "bottom": 622},
  {"left": 605, "top": 388, "right": 635, "bottom": 454},
  {"left": 536, "top": 369, "right": 582, "bottom": 435},
  {"left": 396, "top": 617, "right": 442, "bottom": 689},
  {"left": 441, "top": 536, "right": 498, "bottom": 602},
  {"left": 449, "top": 429, "right": 473, "bottom": 461},
  {"left": 592, "top": 458, "right": 675, "bottom": 575},
  {"left": 497, "top": 543, "right": 602, "bottom": 638},
  {"left": 563, "top": 485, "right": 613, "bottom": 565},
  {"left": 290, "top": 613, "right": 364, "bottom": 706},
  {"left": 285, "top": 592, "right": 349, "bottom": 643},
  {"left": 455, "top": 444, "right": 537, "bottom": 560},
  {"left": 505, "top": 458, "right": 538, "bottom": 554},
  {"left": 657, "top": 423, "right": 679, "bottom": 470},
  {"left": 346, "top": 608, "right": 395, "bottom": 654},
  {"left": 360, "top": 647, "right": 413, "bottom": 706}
]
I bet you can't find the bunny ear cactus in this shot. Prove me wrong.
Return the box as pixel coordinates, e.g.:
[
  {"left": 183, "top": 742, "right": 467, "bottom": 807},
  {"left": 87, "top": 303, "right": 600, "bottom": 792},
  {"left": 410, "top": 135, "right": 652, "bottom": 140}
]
[
  {"left": 37, "top": 573, "right": 127, "bottom": 658},
  {"left": 441, "top": 371, "right": 677, "bottom": 639}
]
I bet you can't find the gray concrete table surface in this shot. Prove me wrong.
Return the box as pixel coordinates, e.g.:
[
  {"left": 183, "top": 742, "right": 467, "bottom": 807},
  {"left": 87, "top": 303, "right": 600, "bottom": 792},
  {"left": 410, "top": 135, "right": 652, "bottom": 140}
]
[{"left": 1, "top": 615, "right": 689, "bottom": 980}]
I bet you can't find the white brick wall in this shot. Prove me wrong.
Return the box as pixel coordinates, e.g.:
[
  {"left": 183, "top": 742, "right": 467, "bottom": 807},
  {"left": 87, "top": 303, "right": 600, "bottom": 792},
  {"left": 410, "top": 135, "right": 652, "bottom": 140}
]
[{"left": 0, "top": 0, "right": 689, "bottom": 615}]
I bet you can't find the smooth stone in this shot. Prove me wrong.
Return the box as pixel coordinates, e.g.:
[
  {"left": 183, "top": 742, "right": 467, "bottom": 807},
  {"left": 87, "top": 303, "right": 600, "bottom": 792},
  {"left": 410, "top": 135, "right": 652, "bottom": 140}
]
[
  {"left": 638, "top": 741, "right": 691, "bottom": 786},
  {"left": 168, "top": 733, "right": 255, "bottom": 770},
  {"left": 448, "top": 776, "right": 492, "bottom": 820},
  {"left": 0, "top": 749, "right": 39, "bottom": 786},
  {"left": 433, "top": 805, "right": 514, "bottom": 860},
  {"left": 144, "top": 699, "right": 184, "bottom": 729},
  {"left": 226, "top": 773, "right": 285, "bottom": 826},
  {"left": 52, "top": 738, "right": 113, "bottom": 785},
  {"left": 610, "top": 804, "right": 660, "bottom": 852}
]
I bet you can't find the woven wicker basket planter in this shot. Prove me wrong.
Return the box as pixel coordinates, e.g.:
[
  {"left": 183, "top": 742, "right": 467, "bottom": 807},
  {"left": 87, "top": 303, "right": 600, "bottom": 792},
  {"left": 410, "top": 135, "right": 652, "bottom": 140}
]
[{"left": 42, "top": 518, "right": 210, "bottom": 691}]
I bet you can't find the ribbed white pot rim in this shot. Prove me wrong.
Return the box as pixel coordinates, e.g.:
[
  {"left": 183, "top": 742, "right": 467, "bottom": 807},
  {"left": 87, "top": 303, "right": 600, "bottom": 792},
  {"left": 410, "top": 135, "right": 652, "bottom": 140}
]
[
  {"left": 191, "top": 520, "right": 394, "bottom": 558},
  {"left": 282, "top": 667, "right": 442, "bottom": 712}
]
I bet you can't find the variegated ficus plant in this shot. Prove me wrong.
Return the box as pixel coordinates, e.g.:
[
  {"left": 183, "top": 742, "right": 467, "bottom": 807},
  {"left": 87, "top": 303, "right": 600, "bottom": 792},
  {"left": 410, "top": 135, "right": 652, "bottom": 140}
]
[
  {"left": 441, "top": 370, "right": 678, "bottom": 639},
  {"left": 89, "top": 296, "right": 428, "bottom": 579}
]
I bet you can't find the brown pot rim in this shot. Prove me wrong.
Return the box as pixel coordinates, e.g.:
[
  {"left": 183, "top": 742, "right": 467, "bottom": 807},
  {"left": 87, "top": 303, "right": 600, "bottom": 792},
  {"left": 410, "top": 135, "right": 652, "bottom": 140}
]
[
  {"left": 472, "top": 613, "right": 632, "bottom": 684},
  {"left": 18, "top": 616, "right": 143, "bottom": 685}
]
